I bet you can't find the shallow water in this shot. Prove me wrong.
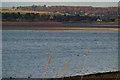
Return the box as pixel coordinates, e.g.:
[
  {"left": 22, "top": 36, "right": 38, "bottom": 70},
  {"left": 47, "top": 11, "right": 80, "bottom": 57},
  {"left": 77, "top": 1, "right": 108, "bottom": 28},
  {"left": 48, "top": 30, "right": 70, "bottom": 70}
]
[
  {"left": 2, "top": 30, "right": 118, "bottom": 78},
  {"left": 2, "top": 23, "right": 119, "bottom": 27}
]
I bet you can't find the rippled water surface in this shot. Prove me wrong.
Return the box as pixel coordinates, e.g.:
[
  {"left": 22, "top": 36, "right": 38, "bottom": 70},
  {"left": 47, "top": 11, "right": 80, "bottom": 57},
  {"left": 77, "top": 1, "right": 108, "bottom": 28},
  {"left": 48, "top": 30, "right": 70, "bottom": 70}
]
[{"left": 2, "top": 30, "right": 118, "bottom": 78}]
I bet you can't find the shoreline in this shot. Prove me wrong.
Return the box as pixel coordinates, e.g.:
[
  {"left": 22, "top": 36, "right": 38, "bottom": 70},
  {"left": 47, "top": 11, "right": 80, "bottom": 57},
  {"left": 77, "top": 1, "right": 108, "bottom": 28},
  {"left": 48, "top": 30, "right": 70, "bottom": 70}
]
[
  {"left": 1, "top": 21, "right": 118, "bottom": 24},
  {"left": 1, "top": 22, "right": 63, "bottom": 24},
  {"left": 2, "top": 26, "right": 119, "bottom": 31},
  {"left": 2, "top": 22, "right": 119, "bottom": 30},
  {"left": 2, "top": 71, "right": 120, "bottom": 80}
]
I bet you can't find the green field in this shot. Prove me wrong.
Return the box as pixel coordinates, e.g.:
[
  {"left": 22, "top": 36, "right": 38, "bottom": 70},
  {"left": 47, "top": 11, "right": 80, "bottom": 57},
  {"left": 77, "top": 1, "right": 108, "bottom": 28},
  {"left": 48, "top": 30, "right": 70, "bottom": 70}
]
[{"left": 1, "top": 9, "right": 64, "bottom": 15}]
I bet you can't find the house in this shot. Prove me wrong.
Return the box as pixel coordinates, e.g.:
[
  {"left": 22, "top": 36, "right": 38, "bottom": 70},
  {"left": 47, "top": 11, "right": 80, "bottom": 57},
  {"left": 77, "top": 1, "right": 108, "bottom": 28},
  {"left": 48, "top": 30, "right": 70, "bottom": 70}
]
[
  {"left": 50, "top": 15, "right": 54, "bottom": 20},
  {"left": 96, "top": 18, "right": 102, "bottom": 22},
  {"left": 96, "top": 17, "right": 102, "bottom": 22}
]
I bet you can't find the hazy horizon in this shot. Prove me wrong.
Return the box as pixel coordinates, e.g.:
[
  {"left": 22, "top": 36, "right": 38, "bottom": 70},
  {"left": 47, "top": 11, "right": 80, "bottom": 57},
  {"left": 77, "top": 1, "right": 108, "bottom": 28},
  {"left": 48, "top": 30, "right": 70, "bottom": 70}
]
[{"left": 2, "top": 2, "right": 118, "bottom": 8}]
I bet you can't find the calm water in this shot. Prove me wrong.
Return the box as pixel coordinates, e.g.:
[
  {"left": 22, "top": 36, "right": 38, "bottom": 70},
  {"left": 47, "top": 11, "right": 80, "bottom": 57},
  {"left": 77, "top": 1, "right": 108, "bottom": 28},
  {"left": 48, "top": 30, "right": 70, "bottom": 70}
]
[{"left": 2, "top": 30, "right": 118, "bottom": 78}]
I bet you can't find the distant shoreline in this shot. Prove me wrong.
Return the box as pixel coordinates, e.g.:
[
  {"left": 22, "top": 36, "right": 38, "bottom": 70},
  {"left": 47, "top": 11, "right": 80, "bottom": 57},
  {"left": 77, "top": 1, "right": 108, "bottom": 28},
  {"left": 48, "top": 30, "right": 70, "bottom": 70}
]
[
  {"left": 1, "top": 22, "right": 63, "bottom": 24},
  {"left": 2, "top": 26, "right": 119, "bottom": 31},
  {"left": 2, "top": 22, "right": 119, "bottom": 30},
  {"left": 1, "top": 21, "right": 118, "bottom": 24}
]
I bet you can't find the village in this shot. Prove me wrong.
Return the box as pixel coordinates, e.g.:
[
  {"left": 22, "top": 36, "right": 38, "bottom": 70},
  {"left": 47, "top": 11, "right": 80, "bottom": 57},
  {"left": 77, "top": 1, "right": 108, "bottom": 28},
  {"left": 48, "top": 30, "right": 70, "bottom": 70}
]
[{"left": 1, "top": 5, "right": 119, "bottom": 23}]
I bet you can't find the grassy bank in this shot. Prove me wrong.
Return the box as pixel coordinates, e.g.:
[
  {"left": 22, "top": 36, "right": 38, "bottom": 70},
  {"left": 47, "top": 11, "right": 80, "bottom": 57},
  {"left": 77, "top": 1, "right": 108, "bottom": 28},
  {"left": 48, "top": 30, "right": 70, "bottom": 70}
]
[{"left": 1, "top": 9, "right": 64, "bottom": 15}]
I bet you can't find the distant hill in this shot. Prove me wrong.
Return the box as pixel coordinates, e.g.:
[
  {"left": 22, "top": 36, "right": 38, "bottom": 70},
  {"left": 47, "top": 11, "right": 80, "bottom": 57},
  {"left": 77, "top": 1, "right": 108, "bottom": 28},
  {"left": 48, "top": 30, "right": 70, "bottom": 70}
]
[
  {"left": 1, "top": 5, "right": 119, "bottom": 22},
  {"left": 15, "top": 5, "right": 118, "bottom": 16}
]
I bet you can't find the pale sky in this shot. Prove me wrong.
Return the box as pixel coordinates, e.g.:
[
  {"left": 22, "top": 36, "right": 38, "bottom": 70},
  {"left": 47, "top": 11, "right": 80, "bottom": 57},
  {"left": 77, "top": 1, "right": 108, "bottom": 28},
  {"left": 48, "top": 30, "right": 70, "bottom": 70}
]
[
  {"left": 1, "top": 0, "right": 120, "bottom": 2},
  {"left": 1, "top": 0, "right": 119, "bottom": 8}
]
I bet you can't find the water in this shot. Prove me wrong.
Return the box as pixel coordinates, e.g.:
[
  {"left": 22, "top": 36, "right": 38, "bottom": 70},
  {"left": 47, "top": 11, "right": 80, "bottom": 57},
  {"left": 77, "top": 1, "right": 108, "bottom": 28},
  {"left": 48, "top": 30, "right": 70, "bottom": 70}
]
[
  {"left": 3, "top": 23, "right": 119, "bottom": 28},
  {"left": 2, "top": 30, "right": 118, "bottom": 78}
]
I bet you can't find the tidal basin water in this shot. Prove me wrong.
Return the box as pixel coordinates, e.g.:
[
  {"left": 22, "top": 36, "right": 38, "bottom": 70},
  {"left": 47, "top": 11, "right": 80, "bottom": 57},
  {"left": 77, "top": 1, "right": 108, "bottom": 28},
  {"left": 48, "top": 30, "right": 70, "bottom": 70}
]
[{"left": 2, "top": 30, "right": 118, "bottom": 78}]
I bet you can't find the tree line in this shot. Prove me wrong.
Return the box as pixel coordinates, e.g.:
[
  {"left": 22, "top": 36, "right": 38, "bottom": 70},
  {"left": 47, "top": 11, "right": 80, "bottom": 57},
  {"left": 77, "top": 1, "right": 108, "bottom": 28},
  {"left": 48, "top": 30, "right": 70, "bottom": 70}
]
[{"left": 2, "top": 12, "right": 117, "bottom": 22}]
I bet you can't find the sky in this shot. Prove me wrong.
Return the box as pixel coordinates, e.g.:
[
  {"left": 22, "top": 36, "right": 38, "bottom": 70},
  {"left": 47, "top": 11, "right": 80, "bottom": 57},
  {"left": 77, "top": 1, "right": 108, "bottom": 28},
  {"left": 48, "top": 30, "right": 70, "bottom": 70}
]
[
  {"left": 1, "top": 0, "right": 120, "bottom": 2},
  {"left": 1, "top": 0, "right": 119, "bottom": 8}
]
